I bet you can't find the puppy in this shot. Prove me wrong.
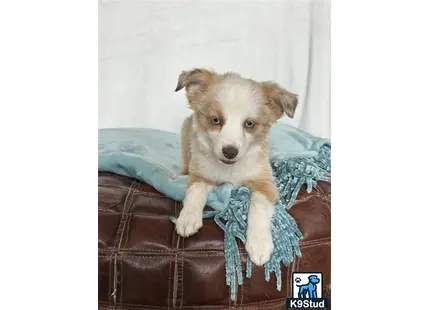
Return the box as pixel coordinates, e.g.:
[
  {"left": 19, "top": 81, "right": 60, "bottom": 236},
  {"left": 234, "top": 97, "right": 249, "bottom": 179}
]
[{"left": 174, "top": 68, "right": 298, "bottom": 265}]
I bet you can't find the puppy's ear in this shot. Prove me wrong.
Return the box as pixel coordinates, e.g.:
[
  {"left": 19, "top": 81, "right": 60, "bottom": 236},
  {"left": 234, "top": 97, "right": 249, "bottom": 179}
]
[
  {"left": 175, "top": 68, "right": 215, "bottom": 93},
  {"left": 261, "top": 81, "right": 298, "bottom": 119}
]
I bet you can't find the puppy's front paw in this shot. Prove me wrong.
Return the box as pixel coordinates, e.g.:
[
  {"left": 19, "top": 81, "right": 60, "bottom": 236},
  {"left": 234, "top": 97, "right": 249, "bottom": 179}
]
[
  {"left": 245, "top": 227, "right": 274, "bottom": 266},
  {"left": 175, "top": 211, "right": 203, "bottom": 237}
]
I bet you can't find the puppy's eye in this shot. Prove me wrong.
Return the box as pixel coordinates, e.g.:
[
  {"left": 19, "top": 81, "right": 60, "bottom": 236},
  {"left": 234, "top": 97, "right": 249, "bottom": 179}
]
[
  {"left": 244, "top": 120, "right": 255, "bottom": 128},
  {"left": 211, "top": 117, "right": 221, "bottom": 125}
]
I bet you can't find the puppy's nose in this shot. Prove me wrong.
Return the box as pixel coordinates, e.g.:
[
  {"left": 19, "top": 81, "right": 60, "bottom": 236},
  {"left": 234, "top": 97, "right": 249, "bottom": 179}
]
[{"left": 222, "top": 145, "right": 238, "bottom": 159}]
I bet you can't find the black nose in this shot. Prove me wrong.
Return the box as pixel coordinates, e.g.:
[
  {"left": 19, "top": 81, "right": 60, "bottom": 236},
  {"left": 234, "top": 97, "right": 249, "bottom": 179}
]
[{"left": 222, "top": 145, "right": 238, "bottom": 159}]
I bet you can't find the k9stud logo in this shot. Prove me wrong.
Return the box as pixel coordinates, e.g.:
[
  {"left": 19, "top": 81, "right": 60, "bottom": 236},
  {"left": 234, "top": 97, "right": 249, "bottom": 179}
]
[{"left": 286, "top": 272, "right": 329, "bottom": 309}]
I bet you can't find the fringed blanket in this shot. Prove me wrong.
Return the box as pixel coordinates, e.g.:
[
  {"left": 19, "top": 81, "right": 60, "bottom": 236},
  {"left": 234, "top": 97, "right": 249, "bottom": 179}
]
[{"left": 98, "top": 123, "right": 331, "bottom": 300}]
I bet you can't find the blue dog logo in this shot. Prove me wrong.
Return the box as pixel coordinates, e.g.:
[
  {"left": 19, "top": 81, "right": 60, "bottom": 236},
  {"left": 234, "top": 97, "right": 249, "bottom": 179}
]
[
  {"left": 296, "top": 275, "right": 320, "bottom": 299},
  {"left": 286, "top": 272, "right": 328, "bottom": 308}
]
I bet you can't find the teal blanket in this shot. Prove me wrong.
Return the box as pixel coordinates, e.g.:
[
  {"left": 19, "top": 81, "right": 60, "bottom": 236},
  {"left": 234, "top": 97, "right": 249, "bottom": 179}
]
[{"left": 98, "top": 123, "right": 331, "bottom": 300}]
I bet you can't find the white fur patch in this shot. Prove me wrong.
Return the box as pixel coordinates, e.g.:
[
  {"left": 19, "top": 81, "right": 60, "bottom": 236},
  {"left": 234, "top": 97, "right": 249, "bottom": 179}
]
[
  {"left": 176, "top": 182, "right": 213, "bottom": 237},
  {"left": 216, "top": 77, "right": 260, "bottom": 148},
  {"left": 245, "top": 192, "right": 275, "bottom": 266},
  {"left": 192, "top": 144, "right": 263, "bottom": 187},
  {"left": 203, "top": 76, "right": 263, "bottom": 163}
]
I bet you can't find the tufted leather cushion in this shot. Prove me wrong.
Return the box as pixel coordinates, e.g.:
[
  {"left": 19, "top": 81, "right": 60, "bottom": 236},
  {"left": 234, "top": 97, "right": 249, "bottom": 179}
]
[{"left": 98, "top": 172, "right": 331, "bottom": 310}]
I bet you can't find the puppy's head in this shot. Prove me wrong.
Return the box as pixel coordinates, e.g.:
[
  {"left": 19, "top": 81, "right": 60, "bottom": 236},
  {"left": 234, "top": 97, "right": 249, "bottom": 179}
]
[{"left": 175, "top": 68, "right": 298, "bottom": 165}]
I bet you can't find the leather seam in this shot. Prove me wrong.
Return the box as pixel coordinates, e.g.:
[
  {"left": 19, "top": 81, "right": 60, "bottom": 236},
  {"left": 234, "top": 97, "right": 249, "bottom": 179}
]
[
  {"left": 110, "top": 181, "right": 137, "bottom": 305},
  {"left": 120, "top": 257, "right": 123, "bottom": 304},
  {"left": 180, "top": 237, "right": 184, "bottom": 309},
  {"left": 98, "top": 236, "right": 331, "bottom": 253},
  {"left": 299, "top": 237, "right": 331, "bottom": 246},
  {"left": 168, "top": 201, "right": 176, "bottom": 310},
  {"left": 108, "top": 253, "right": 113, "bottom": 305},
  {"left": 300, "top": 241, "right": 331, "bottom": 250},
  {"left": 122, "top": 215, "right": 132, "bottom": 250}
]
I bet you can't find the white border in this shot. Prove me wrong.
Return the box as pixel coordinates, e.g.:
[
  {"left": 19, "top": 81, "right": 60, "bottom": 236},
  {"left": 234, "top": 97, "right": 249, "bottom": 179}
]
[
  {"left": 333, "top": 1, "right": 430, "bottom": 309},
  {"left": 0, "top": 1, "right": 97, "bottom": 309}
]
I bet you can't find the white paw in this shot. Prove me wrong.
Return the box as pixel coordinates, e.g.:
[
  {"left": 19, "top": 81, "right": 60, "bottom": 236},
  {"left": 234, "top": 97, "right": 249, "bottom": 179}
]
[
  {"left": 245, "top": 227, "right": 274, "bottom": 266},
  {"left": 175, "top": 211, "right": 203, "bottom": 237}
]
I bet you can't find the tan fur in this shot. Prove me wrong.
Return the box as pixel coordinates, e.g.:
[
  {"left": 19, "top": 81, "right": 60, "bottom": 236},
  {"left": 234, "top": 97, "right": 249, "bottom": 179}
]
[
  {"left": 175, "top": 68, "right": 215, "bottom": 92},
  {"left": 246, "top": 173, "right": 279, "bottom": 204},
  {"left": 180, "top": 115, "right": 193, "bottom": 174},
  {"left": 260, "top": 81, "right": 298, "bottom": 119},
  {"left": 175, "top": 68, "right": 218, "bottom": 112},
  {"left": 233, "top": 148, "right": 277, "bottom": 203}
]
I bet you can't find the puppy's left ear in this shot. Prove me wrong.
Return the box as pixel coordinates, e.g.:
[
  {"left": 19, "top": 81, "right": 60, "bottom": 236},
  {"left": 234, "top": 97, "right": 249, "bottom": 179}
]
[{"left": 261, "top": 82, "right": 298, "bottom": 119}]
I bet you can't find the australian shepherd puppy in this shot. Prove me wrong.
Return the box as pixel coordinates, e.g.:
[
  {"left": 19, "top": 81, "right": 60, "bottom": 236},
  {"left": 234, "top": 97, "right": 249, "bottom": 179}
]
[{"left": 174, "top": 68, "right": 298, "bottom": 265}]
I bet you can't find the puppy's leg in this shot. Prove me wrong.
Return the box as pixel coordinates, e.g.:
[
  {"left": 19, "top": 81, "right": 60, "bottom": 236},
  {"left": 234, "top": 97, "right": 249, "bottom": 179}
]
[
  {"left": 176, "top": 175, "right": 213, "bottom": 237},
  {"left": 245, "top": 180, "right": 279, "bottom": 266},
  {"left": 180, "top": 115, "right": 193, "bottom": 175}
]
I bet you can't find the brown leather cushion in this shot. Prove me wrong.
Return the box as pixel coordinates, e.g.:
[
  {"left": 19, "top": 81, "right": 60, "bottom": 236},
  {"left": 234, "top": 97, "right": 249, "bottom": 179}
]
[{"left": 98, "top": 172, "right": 331, "bottom": 310}]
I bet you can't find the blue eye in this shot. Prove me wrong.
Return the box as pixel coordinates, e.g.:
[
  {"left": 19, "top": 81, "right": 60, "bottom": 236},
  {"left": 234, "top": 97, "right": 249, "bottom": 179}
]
[
  {"left": 211, "top": 117, "right": 221, "bottom": 125},
  {"left": 245, "top": 120, "right": 255, "bottom": 128}
]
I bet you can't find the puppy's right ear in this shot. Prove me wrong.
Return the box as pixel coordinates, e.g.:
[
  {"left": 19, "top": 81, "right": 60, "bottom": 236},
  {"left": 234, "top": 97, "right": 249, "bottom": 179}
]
[{"left": 175, "top": 68, "right": 215, "bottom": 93}]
